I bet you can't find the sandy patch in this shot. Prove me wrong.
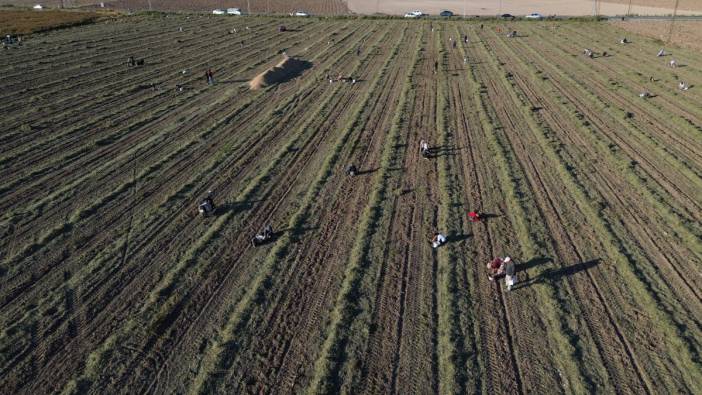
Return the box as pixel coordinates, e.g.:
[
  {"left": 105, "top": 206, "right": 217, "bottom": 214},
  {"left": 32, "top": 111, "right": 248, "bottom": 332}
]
[
  {"left": 346, "top": 0, "right": 702, "bottom": 16},
  {"left": 612, "top": 20, "right": 702, "bottom": 51},
  {"left": 249, "top": 55, "right": 312, "bottom": 90}
]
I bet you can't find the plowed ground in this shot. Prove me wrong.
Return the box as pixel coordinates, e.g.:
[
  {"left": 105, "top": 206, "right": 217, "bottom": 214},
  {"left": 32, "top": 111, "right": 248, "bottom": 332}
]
[{"left": 0, "top": 16, "right": 700, "bottom": 394}]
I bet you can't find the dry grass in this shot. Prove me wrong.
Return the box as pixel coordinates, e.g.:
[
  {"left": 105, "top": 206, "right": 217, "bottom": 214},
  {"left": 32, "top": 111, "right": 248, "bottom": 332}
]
[
  {"left": 612, "top": 20, "right": 702, "bottom": 51},
  {"left": 0, "top": 8, "right": 107, "bottom": 35}
]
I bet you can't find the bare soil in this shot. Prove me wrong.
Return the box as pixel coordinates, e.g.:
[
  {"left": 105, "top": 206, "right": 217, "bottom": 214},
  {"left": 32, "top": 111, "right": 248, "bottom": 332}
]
[
  {"left": 612, "top": 20, "right": 702, "bottom": 51},
  {"left": 347, "top": 0, "right": 701, "bottom": 16},
  {"left": 0, "top": 9, "right": 104, "bottom": 35}
]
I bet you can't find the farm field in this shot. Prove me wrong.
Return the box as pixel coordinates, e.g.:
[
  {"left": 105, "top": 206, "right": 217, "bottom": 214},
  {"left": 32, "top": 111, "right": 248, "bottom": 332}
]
[
  {"left": 0, "top": 0, "right": 350, "bottom": 14},
  {"left": 1, "top": 14, "right": 701, "bottom": 394}
]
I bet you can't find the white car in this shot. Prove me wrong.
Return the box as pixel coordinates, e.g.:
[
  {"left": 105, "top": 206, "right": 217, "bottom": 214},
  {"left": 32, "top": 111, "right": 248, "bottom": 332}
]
[
  {"left": 226, "top": 8, "right": 242, "bottom": 15},
  {"left": 525, "top": 12, "right": 544, "bottom": 20},
  {"left": 404, "top": 10, "right": 423, "bottom": 18},
  {"left": 294, "top": 11, "right": 310, "bottom": 17},
  {"left": 212, "top": 9, "right": 225, "bottom": 15}
]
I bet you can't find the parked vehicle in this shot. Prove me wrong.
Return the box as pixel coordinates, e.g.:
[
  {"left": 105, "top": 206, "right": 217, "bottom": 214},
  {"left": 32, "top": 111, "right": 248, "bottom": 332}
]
[
  {"left": 440, "top": 10, "right": 454, "bottom": 17},
  {"left": 525, "top": 12, "right": 544, "bottom": 20},
  {"left": 227, "top": 8, "right": 243, "bottom": 15},
  {"left": 212, "top": 9, "right": 225, "bottom": 15},
  {"left": 500, "top": 13, "right": 515, "bottom": 20},
  {"left": 294, "top": 10, "right": 310, "bottom": 17},
  {"left": 404, "top": 10, "right": 424, "bottom": 18}
]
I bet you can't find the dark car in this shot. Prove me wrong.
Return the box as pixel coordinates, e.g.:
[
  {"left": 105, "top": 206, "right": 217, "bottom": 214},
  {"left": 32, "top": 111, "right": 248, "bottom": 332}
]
[
  {"left": 440, "top": 10, "right": 454, "bottom": 17},
  {"left": 501, "top": 13, "right": 515, "bottom": 19}
]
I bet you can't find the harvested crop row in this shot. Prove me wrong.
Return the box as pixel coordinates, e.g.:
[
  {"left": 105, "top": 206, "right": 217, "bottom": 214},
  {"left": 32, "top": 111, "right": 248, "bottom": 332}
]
[{"left": 0, "top": 19, "right": 375, "bottom": 393}]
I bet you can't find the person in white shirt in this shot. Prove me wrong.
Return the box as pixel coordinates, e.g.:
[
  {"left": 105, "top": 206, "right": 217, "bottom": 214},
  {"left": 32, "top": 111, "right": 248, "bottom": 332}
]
[{"left": 431, "top": 233, "right": 446, "bottom": 248}]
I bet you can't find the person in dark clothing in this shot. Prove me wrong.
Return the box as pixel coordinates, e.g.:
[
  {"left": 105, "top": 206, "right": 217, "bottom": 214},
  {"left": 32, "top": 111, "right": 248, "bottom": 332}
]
[
  {"left": 199, "top": 191, "right": 215, "bottom": 217},
  {"left": 263, "top": 224, "right": 273, "bottom": 239},
  {"left": 346, "top": 164, "right": 357, "bottom": 176},
  {"left": 253, "top": 224, "right": 274, "bottom": 246}
]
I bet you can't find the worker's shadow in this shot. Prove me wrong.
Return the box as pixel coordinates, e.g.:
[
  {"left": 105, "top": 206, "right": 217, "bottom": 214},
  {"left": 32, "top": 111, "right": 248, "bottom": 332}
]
[
  {"left": 476, "top": 212, "right": 501, "bottom": 221},
  {"left": 279, "top": 225, "right": 319, "bottom": 239},
  {"left": 446, "top": 232, "right": 471, "bottom": 244},
  {"left": 217, "top": 79, "right": 249, "bottom": 84},
  {"left": 218, "top": 199, "right": 265, "bottom": 214},
  {"left": 518, "top": 256, "right": 553, "bottom": 272},
  {"left": 356, "top": 167, "right": 378, "bottom": 176},
  {"left": 515, "top": 258, "right": 601, "bottom": 289},
  {"left": 427, "top": 145, "right": 461, "bottom": 158}
]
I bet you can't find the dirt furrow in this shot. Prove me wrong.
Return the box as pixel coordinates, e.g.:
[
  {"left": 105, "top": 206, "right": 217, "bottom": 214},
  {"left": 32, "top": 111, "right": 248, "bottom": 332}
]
[
  {"left": 473, "top": 27, "right": 696, "bottom": 392},
  {"left": 1, "top": 23, "right": 374, "bottom": 394},
  {"left": 231, "top": 25, "right": 413, "bottom": 395},
  {"left": 140, "top": 23, "right": 400, "bottom": 395},
  {"left": 94, "top": 33, "right": 386, "bottom": 395},
  {"left": 496, "top": 27, "right": 702, "bottom": 227}
]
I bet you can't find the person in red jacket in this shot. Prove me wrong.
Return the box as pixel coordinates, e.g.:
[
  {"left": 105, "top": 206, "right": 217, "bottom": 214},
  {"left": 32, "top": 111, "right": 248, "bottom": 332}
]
[
  {"left": 487, "top": 257, "right": 504, "bottom": 281},
  {"left": 468, "top": 211, "right": 481, "bottom": 222}
]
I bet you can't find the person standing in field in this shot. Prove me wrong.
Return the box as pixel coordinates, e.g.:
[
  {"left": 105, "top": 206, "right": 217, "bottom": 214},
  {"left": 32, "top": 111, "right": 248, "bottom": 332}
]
[
  {"left": 206, "top": 69, "right": 214, "bottom": 85},
  {"left": 420, "top": 139, "right": 429, "bottom": 157},
  {"left": 503, "top": 257, "right": 516, "bottom": 291}
]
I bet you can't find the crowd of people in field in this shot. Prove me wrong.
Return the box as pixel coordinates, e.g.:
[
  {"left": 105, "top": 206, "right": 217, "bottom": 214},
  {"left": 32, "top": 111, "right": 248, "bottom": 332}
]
[{"left": 148, "top": 21, "right": 691, "bottom": 294}]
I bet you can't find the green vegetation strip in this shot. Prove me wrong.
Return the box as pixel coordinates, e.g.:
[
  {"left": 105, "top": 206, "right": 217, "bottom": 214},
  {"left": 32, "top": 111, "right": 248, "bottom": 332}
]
[
  {"left": 0, "top": 20, "right": 365, "bottom": 277},
  {"left": 433, "top": 28, "right": 459, "bottom": 395},
  {"left": 307, "top": 24, "right": 421, "bottom": 394},
  {"left": 461, "top": 25, "right": 593, "bottom": 393},
  {"left": 477, "top": 30, "right": 700, "bottom": 390},
  {"left": 514, "top": 28, "right": 702, "bottom": 250},
  {"left": 193, "top": 24, "right": 407, "bottom": 395},
  {"left": 60, "top": 22, "right": 379, "bottom": 392}
]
